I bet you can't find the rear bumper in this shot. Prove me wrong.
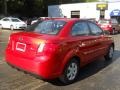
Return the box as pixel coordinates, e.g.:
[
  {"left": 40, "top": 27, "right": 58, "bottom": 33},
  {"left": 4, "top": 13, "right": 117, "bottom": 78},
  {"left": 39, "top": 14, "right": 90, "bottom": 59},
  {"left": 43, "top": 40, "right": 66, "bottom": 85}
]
[
  {"left": 14, "top": 26, "right": 27, "bottom": 29},
  {"left": 5, "top": 51, "right": 61, "bottom": 79}
]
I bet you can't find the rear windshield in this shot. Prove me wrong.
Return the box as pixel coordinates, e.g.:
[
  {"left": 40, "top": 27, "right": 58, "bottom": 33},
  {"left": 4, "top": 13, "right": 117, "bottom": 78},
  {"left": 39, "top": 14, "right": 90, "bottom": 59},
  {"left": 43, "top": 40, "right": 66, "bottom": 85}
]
[
  {"left": 26, "top": 20, "right": 66, "bottom": 35},
  {"left": 98, "top": 20, "right": 110, "bottom": 24}
]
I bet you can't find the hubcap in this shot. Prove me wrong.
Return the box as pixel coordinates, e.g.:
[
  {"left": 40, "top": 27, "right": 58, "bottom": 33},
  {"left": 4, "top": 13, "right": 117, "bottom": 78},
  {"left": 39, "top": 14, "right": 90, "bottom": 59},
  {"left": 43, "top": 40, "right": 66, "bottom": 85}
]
[
  {"left": 66, "top": 62, "right": 78, "bottom": 80},
  {"left": 109, "top": 47, "right": 114, "bottom": 58}
]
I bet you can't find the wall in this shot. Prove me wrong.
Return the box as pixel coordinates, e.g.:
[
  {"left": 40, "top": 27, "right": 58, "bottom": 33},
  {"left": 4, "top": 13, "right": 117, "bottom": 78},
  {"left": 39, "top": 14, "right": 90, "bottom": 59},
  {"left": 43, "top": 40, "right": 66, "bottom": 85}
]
[{"left": 48, "top": 2, "right": 120, "bottom": 20}]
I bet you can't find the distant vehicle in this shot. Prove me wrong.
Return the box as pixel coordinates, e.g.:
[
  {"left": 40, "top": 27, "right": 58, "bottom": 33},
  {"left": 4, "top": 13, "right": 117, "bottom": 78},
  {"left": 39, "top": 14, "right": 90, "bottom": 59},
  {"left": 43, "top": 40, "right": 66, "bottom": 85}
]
[
  {"left": 0, "top": 17, "right": 27, "bottom": 30},
  {"left": 31, "top": 19, "right": 38, "bottom": 25},
  {"left": 6, "top": 18, "right": 114, "bottom": 84},
  {"left": 98, "top": 19, "right": 120, "bottom": 34},
  {"left": 31, "top": 17, "right": 51, "bottom": 25},
  {"left": 85, "top": 18, "right": 98, "bottom": 24}
]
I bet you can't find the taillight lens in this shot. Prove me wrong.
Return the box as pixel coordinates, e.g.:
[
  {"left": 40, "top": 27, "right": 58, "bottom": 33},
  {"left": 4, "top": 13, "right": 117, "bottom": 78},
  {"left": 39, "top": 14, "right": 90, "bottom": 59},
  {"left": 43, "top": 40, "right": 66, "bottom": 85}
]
[
  {"left": 7, "top": 36, "right": 12, "bottom": 49},
  {"left": 37, "top": 43, "right": 45, "bottom": 53},
  {"left": 37, "top": 43, "right": 59, "bottom": 55}
]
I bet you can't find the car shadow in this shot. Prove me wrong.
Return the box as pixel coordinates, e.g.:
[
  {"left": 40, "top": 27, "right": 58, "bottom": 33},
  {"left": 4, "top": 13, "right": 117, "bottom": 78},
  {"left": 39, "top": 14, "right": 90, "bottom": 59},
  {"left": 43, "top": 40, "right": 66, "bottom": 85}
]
[{"left": 48, "top": 50, "right": 120, "bottom": 86}]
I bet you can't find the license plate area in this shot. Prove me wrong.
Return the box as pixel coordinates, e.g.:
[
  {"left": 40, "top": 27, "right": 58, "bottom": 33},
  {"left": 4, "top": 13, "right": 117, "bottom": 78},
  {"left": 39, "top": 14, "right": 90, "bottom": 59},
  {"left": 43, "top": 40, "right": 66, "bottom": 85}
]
[{"left": 16, "top": 42, "right": 26, "bottom": 52}]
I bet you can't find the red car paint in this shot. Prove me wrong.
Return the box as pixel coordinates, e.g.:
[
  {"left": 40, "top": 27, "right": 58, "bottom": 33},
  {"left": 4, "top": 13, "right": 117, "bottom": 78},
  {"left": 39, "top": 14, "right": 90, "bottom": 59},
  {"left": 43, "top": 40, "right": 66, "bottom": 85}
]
[{"left": 5, "top": 18, "right": 114, "bottom": 79}]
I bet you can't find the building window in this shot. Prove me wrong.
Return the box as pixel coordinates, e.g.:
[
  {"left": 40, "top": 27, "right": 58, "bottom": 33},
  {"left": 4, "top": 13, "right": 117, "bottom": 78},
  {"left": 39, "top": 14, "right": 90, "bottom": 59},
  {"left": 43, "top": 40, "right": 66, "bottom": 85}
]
[{"left": 71, "top": 11, "right": 80, "bottom": 18}]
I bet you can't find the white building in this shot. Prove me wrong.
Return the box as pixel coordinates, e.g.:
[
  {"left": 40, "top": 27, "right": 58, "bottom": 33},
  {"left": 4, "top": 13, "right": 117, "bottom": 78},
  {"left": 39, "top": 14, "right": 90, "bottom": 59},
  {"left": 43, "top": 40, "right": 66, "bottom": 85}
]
[{"left": 48, "top": 2, "right": 120, "bottom": 21}]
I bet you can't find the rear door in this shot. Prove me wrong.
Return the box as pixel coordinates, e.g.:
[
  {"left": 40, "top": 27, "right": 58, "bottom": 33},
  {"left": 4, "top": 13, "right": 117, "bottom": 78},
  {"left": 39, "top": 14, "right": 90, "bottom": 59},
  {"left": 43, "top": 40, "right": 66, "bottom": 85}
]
[
  {"left": 87, "top": 21, "right": 108, "bottom": 60},
  {"left": 70, "top": 21, "right": 102, "bottom": 65}
]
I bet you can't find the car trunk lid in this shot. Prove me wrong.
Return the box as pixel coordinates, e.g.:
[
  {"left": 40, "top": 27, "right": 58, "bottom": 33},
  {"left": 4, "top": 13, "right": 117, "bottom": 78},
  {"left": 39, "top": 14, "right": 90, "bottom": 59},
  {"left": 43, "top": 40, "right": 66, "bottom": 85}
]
[{"left": 8, "top": 32, "right": 57, "bottom": 59}]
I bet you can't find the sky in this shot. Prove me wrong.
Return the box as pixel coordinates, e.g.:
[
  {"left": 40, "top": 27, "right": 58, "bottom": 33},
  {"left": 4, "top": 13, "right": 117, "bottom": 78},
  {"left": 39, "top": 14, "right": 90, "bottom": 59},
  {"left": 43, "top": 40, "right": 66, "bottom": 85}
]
[{"left": 99, "top": 0, "right": 120, "bottom": 2}]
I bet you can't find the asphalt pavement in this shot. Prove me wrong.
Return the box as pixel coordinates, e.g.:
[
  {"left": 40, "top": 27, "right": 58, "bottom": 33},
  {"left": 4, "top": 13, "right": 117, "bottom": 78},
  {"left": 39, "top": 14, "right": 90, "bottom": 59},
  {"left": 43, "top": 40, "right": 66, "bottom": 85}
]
[{"left": 0, "top": 29, "right": 120, "bottom": 90}]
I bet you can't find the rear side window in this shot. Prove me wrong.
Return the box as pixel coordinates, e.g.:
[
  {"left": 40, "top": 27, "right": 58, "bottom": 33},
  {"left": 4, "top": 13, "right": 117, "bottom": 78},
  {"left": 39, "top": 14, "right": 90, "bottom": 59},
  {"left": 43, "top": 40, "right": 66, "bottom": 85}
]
[
  {"left": 88, "top": 22, "right": 103, "bottom": 35},
  {"left": 27, "top": 20, "right": 66, "bottom": 35},
  {"left": 2, "top": 18, "right": 10, "bottom": 21},
  {"left": 71, "top": 21, "right": 90, "bottom": 36}
]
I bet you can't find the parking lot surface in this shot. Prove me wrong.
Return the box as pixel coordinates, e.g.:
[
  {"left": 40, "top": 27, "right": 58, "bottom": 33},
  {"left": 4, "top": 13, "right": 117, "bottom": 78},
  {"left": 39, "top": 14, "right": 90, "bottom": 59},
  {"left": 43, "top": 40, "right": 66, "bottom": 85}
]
[{"left": 0, "top": 29, "right": 120, "bottom": 90}]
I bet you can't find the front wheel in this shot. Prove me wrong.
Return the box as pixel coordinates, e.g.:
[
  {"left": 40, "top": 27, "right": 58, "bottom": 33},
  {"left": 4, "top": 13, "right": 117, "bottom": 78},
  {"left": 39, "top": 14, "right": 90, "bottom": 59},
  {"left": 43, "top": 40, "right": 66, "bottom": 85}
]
[
  {"left": 0, "top": 24, "right": 2, "bottom": 29},
  {"left": 10, "top": 25, "right": 14, "bottom": 30},
  {"left": 105, "top": 46, "right": 114, "bottom": 61},
  {"left": 59, "top": 58, "right": 80, "bottom": 84}
]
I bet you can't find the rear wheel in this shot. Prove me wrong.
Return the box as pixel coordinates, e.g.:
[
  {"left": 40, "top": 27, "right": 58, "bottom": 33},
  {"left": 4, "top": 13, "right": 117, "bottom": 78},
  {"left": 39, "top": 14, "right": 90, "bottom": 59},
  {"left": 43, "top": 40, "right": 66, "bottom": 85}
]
[
  {"left": 105, "top": 45, "right": 114, "bottom": 61},
  {"left": 59, "top": 58, "right": 80, "bottom": 84}
]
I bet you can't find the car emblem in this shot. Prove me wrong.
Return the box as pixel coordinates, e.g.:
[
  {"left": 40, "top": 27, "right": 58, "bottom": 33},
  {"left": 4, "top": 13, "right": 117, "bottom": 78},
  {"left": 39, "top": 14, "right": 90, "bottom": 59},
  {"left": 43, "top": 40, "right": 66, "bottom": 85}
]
[{"left": 19, "top": 37, "right": 23, "bottom": 41}]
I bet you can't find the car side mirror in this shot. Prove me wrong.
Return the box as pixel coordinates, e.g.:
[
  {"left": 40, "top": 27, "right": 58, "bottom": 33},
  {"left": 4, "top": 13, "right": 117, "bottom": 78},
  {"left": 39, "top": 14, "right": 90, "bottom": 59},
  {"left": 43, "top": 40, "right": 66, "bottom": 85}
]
[{"left": 103, "top": 30, "right": 110, "bottom": 35}]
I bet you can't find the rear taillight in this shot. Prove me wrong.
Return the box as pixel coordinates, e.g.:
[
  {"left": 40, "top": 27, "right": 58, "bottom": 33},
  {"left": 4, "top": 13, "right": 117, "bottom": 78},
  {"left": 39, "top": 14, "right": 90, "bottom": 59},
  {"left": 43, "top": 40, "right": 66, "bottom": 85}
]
[
  {"left": 37, "top": 43, "right": 45, "bottom": 53},
  {"left": 37, "top": 43, "right": 59, "bottom": 55},
  {"left": 7, "top": 36, "right": 12, "bottom": 49}
]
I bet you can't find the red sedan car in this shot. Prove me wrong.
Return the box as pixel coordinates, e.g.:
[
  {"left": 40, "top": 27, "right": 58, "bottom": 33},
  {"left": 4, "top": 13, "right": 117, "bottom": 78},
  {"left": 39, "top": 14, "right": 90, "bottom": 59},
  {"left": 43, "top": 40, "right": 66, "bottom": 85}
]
[
  {"left": 5, "top": 18, "right": 114, "bottom": 84},
  {"left": 98, "top": 19, "right": 120, "bottom": 34}
]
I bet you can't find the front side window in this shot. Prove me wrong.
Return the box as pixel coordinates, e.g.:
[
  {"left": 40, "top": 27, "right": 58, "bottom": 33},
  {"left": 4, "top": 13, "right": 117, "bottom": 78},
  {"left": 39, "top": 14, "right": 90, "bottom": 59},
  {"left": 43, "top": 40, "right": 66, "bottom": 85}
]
[
  {"left": 11, "top": 18, "right": 20, "bottom": 22},
  {"left": 88, "top": 22, "right": 103, "bottom": 35},
  {"left": 27, "top": 20, "right": 66, "bottom": 35},
  {"left": 71, "top": 21, "right": 90, "bottom": 36}
]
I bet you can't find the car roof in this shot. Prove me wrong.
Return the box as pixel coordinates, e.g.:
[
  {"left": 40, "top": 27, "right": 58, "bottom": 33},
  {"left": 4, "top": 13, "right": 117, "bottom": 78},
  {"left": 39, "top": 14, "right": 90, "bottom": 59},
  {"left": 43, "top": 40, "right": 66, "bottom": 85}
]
[{"left": 3, "top": 17, "right": 19, "bottom": 19}]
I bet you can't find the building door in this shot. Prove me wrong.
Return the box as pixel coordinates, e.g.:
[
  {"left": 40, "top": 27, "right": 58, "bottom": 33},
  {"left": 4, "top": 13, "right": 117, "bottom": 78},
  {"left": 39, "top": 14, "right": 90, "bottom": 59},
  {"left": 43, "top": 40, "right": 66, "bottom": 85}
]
[
  {"left": 100, "top": 10, "right": 105, "bottom": 19},
  {"left": 71, "top": 11, "right": 80, "bottom": 18}
]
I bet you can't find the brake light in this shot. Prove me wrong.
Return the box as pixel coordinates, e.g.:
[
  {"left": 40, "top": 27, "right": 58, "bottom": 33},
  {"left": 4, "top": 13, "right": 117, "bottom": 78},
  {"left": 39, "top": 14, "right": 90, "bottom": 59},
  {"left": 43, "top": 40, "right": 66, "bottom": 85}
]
[
  {"left": 37, "top": 43, "right": 59, "bottom": 55},
  {"left": 37, "top": 43, "right": 45, "bottom": 52}
]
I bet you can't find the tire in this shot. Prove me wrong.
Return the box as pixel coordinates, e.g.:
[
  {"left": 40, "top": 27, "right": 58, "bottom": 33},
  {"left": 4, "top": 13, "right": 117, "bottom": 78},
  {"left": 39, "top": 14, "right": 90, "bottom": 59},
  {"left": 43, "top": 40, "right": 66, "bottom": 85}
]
[
  {"left": 59, "top": 58, "right": 80, "bottom": 84},
  {"left": 10, "top": 25, "right": 14, "bottom": 30},
  {"left": 105, "top": 45, "right": 114, "bottom": 61}
]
